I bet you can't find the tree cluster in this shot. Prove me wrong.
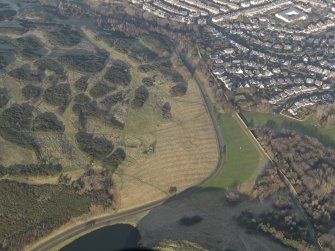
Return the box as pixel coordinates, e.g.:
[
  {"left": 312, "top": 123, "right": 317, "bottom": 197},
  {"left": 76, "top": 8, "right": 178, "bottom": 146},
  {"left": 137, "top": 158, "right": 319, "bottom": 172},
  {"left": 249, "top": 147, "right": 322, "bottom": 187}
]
[
  {"left": 57, "top": 49, "right": 108, "bottom": 73},
  {"left": 101, "top": 91, "right": 124, "bottom": 110},
  {"left": 0, "top": 162, "right": 62, "bottom": 177},
  {"left": 32, "top": 112, "right": 65, "bottom": 132},
  {"left": 46, "top": 25, "right": 82, "bottom": 47},
  {"left": 89, "top": 81, "right": 114, "bottom": 98},
  {"left": 253, "top": 129, "right": 335, "bottom": 246},
  {"left": 9, "top": 64, "right": 44, "bottom": 82},
  {"left": 74, "top": 75, "right": 90, "bottom": 92},
  {"left": 75, "top": 132, "right": 126, "bottom": 170},
  {"left": 15, "top": 35, "right": 47, "bottom": 60},
  {"left": 22, "top": 84, "right": 43, "bottom": 100},
  {"left": 36, "top": 57, "right": 66, "bottom": 79},
  {"left": 75, "top": 131, "right": 114, "bottom": 160},
  {"left": 44, "top": 84, "right": 71, "bottom": 108},
  {"left": 104, "top": 61, "right": 131, "bottom": 86},
  {"left": 0, "top": 103, "right": 38, "bottom": 153},
  {"left": 72, "top": 93, "right": 99, "bottom": 117}
]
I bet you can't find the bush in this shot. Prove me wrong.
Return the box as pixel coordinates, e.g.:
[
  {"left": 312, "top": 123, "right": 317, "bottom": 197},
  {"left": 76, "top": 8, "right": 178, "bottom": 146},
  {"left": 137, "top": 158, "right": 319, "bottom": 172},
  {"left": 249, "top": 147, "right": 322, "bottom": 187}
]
[
  {"left": 36, "top": 57, "right": 65, "bottom": 77},
  {"left": 162, "top": 102, "right": 172, "bottom": 119},
  {"left": 75, "top": 132, "right": 114, "bottom": 160},
  {"left": 131, "top": 86, "right": 149, "bottom": 108},
  {"left": 8, "top": 64, "right": 44, "bottom": 82},
  {"left": 74, "top": 76, "right": 89, "bottom": 92},
  {"left": 22, "top": 84, "right": 43, "bottom": 100},
  {"left": 109, "top": 115, "right": 125, "bottom": 129},
  {"left": 73, "top": 93, "right": 100, "bottom": 118},
  {"left": 0, "top": 88, "right": 9, "bottom": 108},
  {"left": 171, "top": 83, "right": 187, "bottom": 96},
  {"left": 74, "top": 93, "right": 91, "bottom": 104},
  {"left": 44, "top": 84, "right": 71, "bottom": 107},
  {"left": 102, "top": 148, "right": 126, "bottom": 171},
  {"left": 32, "top": 112, "right": 65, "bottom": 132},
  {"left": 104, "top": 61, "right": 131, "bottom": 86},
  {"left": 0, "top": 51, "right": 16, "bottom": 70},
  {"left": 101, "top": 92, "right": 124, "bottom": 110},
  {"left": 142, "top": 77, "right": 155, "bottom": 86},
  {"left": 89, "top": 82, "right": 114, "bottom": 98},
  {"left": 72, "top": 101, "right": 100, "bottom": 117}
]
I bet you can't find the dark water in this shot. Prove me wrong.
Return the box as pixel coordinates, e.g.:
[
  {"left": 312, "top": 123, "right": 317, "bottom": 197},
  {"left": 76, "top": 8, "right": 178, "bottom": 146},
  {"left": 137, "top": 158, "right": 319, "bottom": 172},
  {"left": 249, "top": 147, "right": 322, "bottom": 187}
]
[{"left": 60, "top": 224, "right": 141, "bottom": 251}]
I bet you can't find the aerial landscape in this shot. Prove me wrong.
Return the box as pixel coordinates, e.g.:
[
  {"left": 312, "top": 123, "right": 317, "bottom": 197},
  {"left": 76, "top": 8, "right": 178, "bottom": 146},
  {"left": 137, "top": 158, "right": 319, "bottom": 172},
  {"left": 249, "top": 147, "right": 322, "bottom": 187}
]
[{"left": 0, "top": 0, "right": 335, "bottom": 250}]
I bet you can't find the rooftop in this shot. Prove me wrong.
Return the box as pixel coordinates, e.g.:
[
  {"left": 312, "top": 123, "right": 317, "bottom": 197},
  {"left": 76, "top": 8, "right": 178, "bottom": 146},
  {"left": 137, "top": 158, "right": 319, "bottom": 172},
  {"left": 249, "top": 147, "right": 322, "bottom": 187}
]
[{"left": 275, "top": 7, "right": 308, "bottom": 23}]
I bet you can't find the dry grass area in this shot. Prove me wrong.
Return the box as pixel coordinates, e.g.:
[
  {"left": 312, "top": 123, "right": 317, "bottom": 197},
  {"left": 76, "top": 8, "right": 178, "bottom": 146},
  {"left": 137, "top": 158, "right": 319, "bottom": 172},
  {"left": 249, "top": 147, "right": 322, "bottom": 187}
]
[
  {"left": 0, "top": 27, "right": 219, "bottom": 212},
  {"left": 83, "top": 28, "right": 219, "bottom": 210},
  {"left": 117, "top": 94, "right": 219, "bottom": 209},
  {"left": 0, "top": 137, "right": 37, "bottom": 167}
]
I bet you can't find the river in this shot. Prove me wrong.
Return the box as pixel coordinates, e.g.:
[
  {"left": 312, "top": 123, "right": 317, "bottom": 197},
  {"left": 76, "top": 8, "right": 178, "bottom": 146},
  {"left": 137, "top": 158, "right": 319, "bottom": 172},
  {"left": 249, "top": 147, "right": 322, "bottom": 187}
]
[{"left": 60, "top": 224, "right": 141, "bottom": 251}]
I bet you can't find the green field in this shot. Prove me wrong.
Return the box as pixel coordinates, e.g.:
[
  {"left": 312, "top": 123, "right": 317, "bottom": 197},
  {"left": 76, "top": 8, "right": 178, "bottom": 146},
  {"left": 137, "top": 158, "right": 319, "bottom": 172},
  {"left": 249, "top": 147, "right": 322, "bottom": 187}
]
[
  {"left": 205, "top": 112, "right": 268, "bottom": 189},
  {"left": 242, "top": 110, "right": 335, "bottom": 147}
]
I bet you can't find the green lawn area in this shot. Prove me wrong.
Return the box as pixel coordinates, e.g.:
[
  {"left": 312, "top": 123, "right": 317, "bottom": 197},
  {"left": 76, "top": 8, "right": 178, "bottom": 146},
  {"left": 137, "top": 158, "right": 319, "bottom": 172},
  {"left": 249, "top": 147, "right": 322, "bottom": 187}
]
[
  {"left": 242, "top": 110, "right": 297, "bottom": 127},
  {"left": 205, "top": 112, "right": 268, "bottom": 189},
  {"left": 242, "top": 110, "right": 335, "bottom": 146}
]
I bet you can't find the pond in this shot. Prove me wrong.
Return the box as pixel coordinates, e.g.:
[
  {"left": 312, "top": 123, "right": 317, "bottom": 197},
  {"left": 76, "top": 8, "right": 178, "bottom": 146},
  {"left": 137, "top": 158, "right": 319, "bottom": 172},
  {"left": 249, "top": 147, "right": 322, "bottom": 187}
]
[{"left": 61, "top": 224, "right": 141, "bottom": 251}]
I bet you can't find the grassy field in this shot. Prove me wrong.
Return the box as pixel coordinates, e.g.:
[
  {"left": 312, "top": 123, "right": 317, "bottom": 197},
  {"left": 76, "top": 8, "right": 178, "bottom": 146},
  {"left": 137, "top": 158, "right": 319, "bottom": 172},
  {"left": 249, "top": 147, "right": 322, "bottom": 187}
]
[
  {"left": 242, "top": 110, "right": 335, "bottom": 146},
  {"left": 205, "top": 112, "right": 268, "bottom": 190},
  {"left": 242, "top": 110, "right": 309, "bottom": 127},
  {"left": 83, "top": 28, "right": 219, "bottom": 210}
]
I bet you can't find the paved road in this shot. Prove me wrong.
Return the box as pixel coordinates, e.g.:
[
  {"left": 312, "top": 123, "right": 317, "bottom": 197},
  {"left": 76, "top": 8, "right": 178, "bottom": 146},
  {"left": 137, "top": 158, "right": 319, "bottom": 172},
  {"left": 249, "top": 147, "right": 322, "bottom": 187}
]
[{"left": 31, "top": 51, "right": 225, "bottom": 251}]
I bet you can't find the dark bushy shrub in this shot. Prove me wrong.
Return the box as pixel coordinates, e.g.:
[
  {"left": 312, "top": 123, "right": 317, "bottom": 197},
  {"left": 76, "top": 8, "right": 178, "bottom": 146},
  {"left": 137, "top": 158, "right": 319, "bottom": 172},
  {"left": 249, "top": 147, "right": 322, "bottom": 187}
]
[
  {"left": 32, "top": 112, "right": 65, "bottom": 132},
  {"left": 0, "top": 88, "right": 10, "bottom": 108},
  {"left": 103, "top": 148, "right": 126, "bottom": 171},
  {"left": 131, "top": 86, "right": 149, "bottom": 108},
  {"left": 22, "top": 84, "right": 43, "bottom": 100},
  {"left": 47, "top": 26, "right": 82, "bottom": 47},
  {"left": 104, "top": 61, "right": 131, "bottom": 86},
  {"left": 75, "top": 132, "right": 114, "bottom": 160},
  {"left": 171, "top": 83, "right": 187, "bottom": 96},
  {"left": 101, "top": 92, "right": 124, "bottom": 110},
  {"left": 89, "top": 82, "right": 114, "bottom": 98},
  {"left": 57, "top": 49, "right": 108, "bottom": 73},
  {"left": 74, "top": 76, "right": 89, "bottom": 92},
  {"left": 44, "top": 84, "right": 71, "bottom": 107}
]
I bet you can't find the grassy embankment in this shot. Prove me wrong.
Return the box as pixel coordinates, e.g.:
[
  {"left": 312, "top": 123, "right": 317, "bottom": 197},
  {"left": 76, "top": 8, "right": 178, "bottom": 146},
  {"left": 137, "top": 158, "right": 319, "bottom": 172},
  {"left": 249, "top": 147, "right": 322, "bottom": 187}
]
[{"left": 205, "top": 112, "right": 268, "bottom": 189}]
